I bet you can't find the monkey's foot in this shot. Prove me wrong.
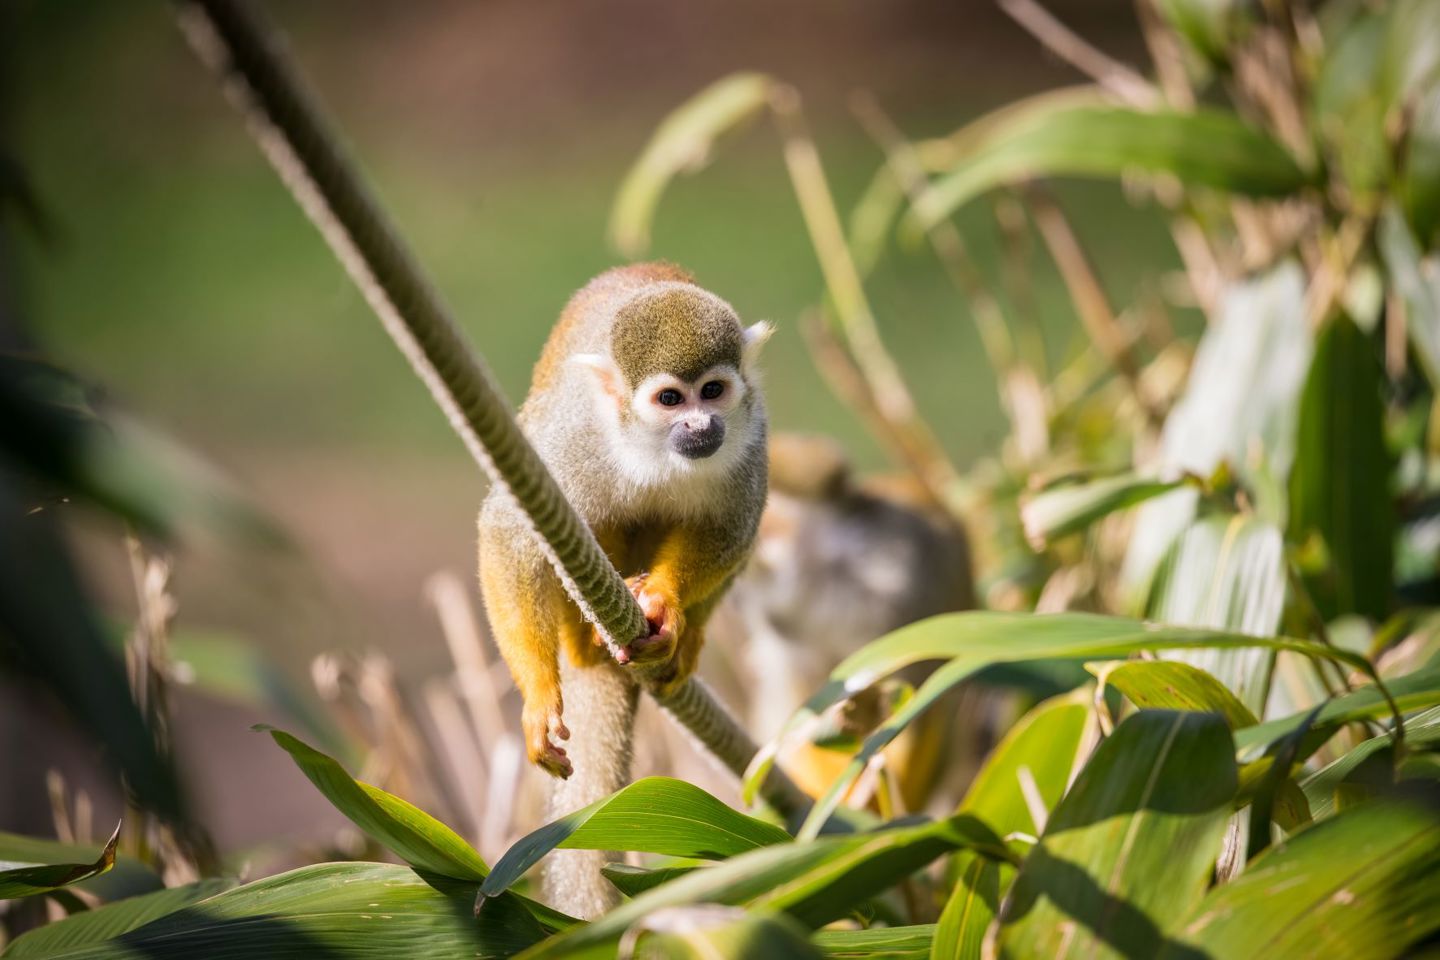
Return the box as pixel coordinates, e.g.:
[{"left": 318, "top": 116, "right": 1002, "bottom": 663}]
[
  {"left": 613, "top": 575, "right": 682, "bottom": 667},
  {"left": 523, "top": 705, "right": 572, "bottom": 779}
]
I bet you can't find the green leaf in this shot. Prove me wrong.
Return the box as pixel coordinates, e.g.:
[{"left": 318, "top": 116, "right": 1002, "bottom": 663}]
[
  {"left": 3, "top": 878, "right": 236, "bottom": 956},
  {"left": 517, "top": 815, "right": 1011, "bottom": 959},
  {"left": 1154, "top": 0, "right": 1251, "bottom": 62},
  {"left": 911, "top": 103, "right": 1308, "bottom": 229},
  {"left": 630, "top": 909, "right": 820, "bottom": 959},
  {"left": 992, "top": 711, "right": 1237, "bottom": 960},
  {"left": 0, "top": 825, "right": 119, "bottom": 901},
  {"left": 1164, "top": 801, "right": 1440, "bottom": 958},
  {"left": 36, "top": 862, "right": 548, "bottom": 959},
  {"left": 0, "top": 832, "right": 157, "bottom": 904},
  {"left": 265, "top": 729, "right": 487, "bottom": 881},
  {"left": 1144, "top": 515, "right": 1288, "bottom": 714},
  {"left": 1247, "top": 706, "right": 1323, "bottom": 860},
  {"left": 480, "top": 777, "right": 789, "bottom": 899},
  {"left": 1019, "top": 472, "right": 1194, "bottom": 549},
  {"left": 0, "top": 476, "right": 185, "bottom": 822},
  {"left": 1378, "top": 204, "right": 1440, "bottom": 385},
  {"left": 1288, "top": 313, "right": 1396, "bottom": 622},
  {"left": 609, "top": 72, "right": 775, "bottom": 256},
  {"left": 932, "top": 852, "right": 1010, "bottom": 960},
  {"left": 815, "top": 924, "right": 934, "bottom": 959},
  {"left": 599, "top": 863, "right": 701, "bottom": 898},
  {"left": 750, "top": 611, "right": 1372, "bottom": 837},
  {"left": 1302, "top": 706, "right": 1440, "bottom": 819},
  {"left": 1099, "top": 660, "right": 1260, "bottom": 728},
  {"left": 1121, "top": 262, "right": 1308, "bottom": 605},
  {"left": 957, "top": 689, "right": 1093, "bottom": 838},
  {"left": 1234, "top": 665, "right": 1440, "bottom": 755}
]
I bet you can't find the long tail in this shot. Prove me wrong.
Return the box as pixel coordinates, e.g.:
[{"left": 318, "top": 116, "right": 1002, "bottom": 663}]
[{"left": 541, "top": 658, "right": 639, "bottom": 919}]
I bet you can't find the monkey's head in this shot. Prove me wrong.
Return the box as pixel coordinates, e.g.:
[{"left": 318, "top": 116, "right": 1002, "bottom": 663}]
[{"left": 574, "top": 283, "right": 771, "bottom": 479}]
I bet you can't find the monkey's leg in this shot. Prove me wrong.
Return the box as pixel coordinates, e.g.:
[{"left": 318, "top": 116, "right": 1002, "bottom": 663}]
[{"left": 541, "top": 656, "right": 639, "bottom": 919}]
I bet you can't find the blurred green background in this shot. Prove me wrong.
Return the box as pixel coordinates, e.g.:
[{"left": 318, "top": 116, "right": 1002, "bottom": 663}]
[{"left": 4, "top": 0, "right": 1175, "bottom": 846}]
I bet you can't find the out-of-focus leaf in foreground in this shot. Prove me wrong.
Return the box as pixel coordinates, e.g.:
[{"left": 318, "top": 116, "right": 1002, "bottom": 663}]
[
  {"left": 38, "top": 862, "right": 547, "bottom": 960},
  {"left": 0, "top": 824, "right": 120, "bottom": 901},
  {"left": 3, "top": 878, "right": 236, "bottom": 957}
]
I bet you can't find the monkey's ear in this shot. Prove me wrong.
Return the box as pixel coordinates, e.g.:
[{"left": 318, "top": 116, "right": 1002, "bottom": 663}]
[
  {"left": 742, "top": 321, "right": 774, "bottom": 370},
  {"left": 571, "top": 353, "right": 626, "bottom": 406}
]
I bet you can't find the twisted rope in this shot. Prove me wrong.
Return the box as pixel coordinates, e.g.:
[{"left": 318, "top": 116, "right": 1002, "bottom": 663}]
[{"left": 173, "top": 0, "right": 807, "bottom": 817}]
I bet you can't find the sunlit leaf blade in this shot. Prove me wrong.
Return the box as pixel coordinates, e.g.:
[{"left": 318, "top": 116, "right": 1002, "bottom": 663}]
[
  {"left": 39, "top": 863, "right": 547, "bottom": 960},
  {"left": 1019, "top": 472, "right": 1193, "bottom": 549},
  {"left": 754, "top": 612, "right": 1370, "bottom": 835},
  {"left": 814, "top": 924, "right": 934, "bottom": 959},
  {"left": 600, "top": 863, "right": 701, "bottom": 898},
  {"left": 1163, "top": 801, "right": 1440, "bottom": 958},
  {"left": 1233, "top": 665, "right": 1440, "bottom": 755},
  {"left": 517, "top": 815, "right": 1010, "bottom": 959},
  {"left": 631, "top": 909, "right": 819, "bottom": 959},
  {"left": 609, "top": 72, "right": 775, "bottom": 256},
  {"left": 264, "top": 729, "right": 487, "bottom": 881},
  {"left": 1100, "top": 660, "right": 1260, "bottom": 729},
  {"left": 0, "top": 825, "right": 120, "bottom": 901},
  {"left": 3, "top": 878, "right": 236, "bottom": 956},
  {"left": 1145, "top": 515, "right": 1287, "bottom": 714},
  {"left": 480, "top": 777, "right": 789, "bottom": 899},
  {"left": 958, "top": 689, "right": 1092, "bottom": 838},
  {"left": 991, "top": 712, "right": 1237, "bottom": 960},
  {"left": 1378, "top": 205, "right": 1440, "bottom": 385},
  {"left": 1302, "top": 706, "right": 1440, "bottom": 819},
  {"left": 1121, "top": 262, "right": 1308, "bottom": 604},
  {"left": 911, "top": 104, "right": 1308, "bottom": 228},
  {"left": 1289, "top": 314, "right": 1395, "bottom": 621},
  {"left": 932, "top": 852, "right": 1010, "bottom": 960}
]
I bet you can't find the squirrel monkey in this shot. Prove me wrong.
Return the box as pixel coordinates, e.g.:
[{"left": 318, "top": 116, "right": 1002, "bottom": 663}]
[{"left": 478, "top": 262, "right": 771, "bottom": 784}]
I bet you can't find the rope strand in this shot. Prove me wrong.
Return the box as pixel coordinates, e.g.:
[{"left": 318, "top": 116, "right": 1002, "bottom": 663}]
[{"left": 173, "top": 0, "right": 807, "bottom": 817}]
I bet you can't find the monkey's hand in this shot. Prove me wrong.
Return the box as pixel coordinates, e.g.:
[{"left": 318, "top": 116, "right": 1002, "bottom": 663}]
[
  {"left": 607, "top": 574, "right": 684, "bottom": 670},
  {"left": 522, "top": 699, "right": 572, "bottom": 779}
]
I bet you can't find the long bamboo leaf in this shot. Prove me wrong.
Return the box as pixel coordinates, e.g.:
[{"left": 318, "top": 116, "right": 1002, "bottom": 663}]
[
  {"left": 911, "top": 104, "right": 1308, "bottom": 228},
  {"left": 1020, "top": 472, "right": 1194, "bottom": 549},
  {"left": 1302, "top": 706, "right": 1440, "bottom": 819},
  {"left": 0, "top": 825, "right": 120, "bottom": 901},
  {"left": 480, "top": 777, "right": 789, "bottom": 899},
  {"left": 1099, "top": 660, "right": 1260, "bottom": 728},
  {"left": 747, "top": 612, "right": 1373, "bottom": 835},
  {"left": 1288, "top": 313, "right": 1395, "bottom": 621},
  {"left": 3, "top": 878, "right": 236, "bottom": 957},
  {"left": 990, "top": 711, "right": 1237, "bottom": 960},
  {"left": 609, "top": 73, "right": 775, "bottom": 256},
  {"left": 517, "top": 815, "right": 1010, "bottom": 959},
  {"left": 957, "top": 689, "right": 1093, "bottom": 838},
  {"left": 264, "top": 729, "right": 487, "bottom": 881},
  {"left": 815, "top": 924, "right": 934, "bottom": 959},
  {"left": 1234, "top": 665, "right": 1440, "bottom": 755},
  {"left": 1163, "top": 800, "right": 1440, "bottom": 958},
  {"left": 931, "top": 852, "right": 1010, "bottom": 960},
  {"left": 36, "top": 862, "right": 547, "bottom": 959}
]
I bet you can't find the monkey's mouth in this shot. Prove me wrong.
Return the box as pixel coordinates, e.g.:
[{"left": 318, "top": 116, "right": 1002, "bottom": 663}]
[{"left": 669, "top": 418, "right": 726, "bottom": 460}]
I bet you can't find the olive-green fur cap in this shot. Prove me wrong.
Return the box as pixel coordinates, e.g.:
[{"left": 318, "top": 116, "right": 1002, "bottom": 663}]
[{"left": 611, "top": 286, "right": 743, "bottom": 387}]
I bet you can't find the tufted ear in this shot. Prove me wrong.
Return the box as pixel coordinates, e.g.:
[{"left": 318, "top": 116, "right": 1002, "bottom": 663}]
[
  {"left": 571, "top": 353, "right": 626, "bottom": 408},
  {"left": 742, "top": 321, "right": 774, "bottom": 370}
]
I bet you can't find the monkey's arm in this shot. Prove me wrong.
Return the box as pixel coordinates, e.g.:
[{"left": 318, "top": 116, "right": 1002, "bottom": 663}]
[{"left": 478, "top": 497, "right": 584, "bottom": 778}]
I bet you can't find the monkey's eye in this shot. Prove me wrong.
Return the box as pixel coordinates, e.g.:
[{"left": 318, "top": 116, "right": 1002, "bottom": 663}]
[
  {"left": 700, "top": 380, "right": 725, "bottom": 400},
  {"left": 657, "top": 388, "right": 685, "bottom": 407}
]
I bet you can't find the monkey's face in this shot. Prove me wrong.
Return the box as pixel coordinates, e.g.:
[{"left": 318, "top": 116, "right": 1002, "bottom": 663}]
[{"left": 573, "top": 304, "right": 771, "bottom": 483}]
